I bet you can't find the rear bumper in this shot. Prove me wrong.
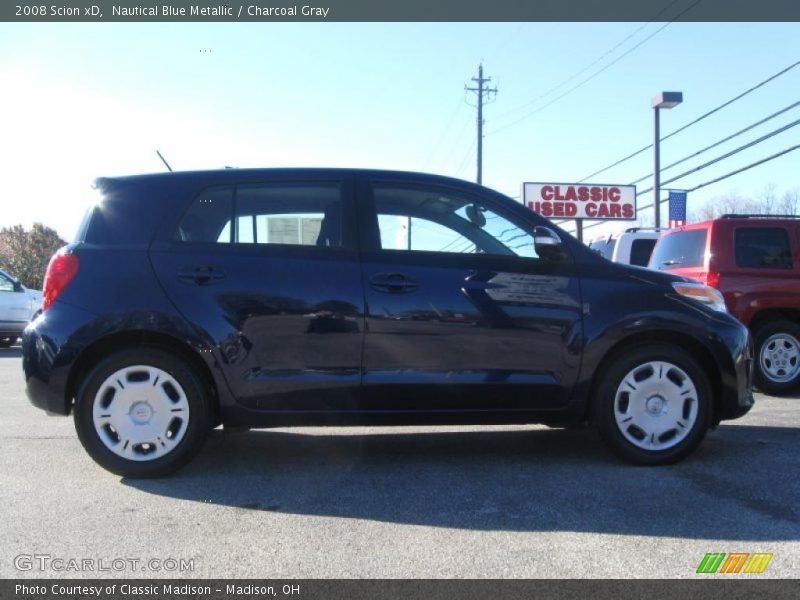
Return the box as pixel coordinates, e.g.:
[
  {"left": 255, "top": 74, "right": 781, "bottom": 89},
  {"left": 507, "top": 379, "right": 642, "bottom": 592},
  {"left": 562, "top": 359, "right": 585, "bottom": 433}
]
[{"left": 23, "top": 303, "right": 97, "bottom": 415}]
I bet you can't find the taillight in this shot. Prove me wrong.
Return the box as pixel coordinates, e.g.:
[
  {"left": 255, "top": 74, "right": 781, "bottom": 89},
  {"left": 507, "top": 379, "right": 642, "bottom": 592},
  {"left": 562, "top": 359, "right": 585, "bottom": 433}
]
[
  {"left": 705, "top": 271, "right": 720, "bottom": 289},
  {"left": 42, "top": 253, "right": 80, "bottom": 312}
]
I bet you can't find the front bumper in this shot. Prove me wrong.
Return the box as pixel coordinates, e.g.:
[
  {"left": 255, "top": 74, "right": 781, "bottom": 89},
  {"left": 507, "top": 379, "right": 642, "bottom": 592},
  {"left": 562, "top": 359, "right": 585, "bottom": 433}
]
[{"left": 716, "top": 321, "right": 754, "bottom": 421}]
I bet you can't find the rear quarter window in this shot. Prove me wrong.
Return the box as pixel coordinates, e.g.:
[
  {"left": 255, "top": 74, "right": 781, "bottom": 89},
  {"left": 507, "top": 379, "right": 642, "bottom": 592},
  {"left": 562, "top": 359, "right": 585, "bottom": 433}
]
[
  {"left": 649, "top": 229, "right": 707, "bottom": 270},
  {"left": 735, "top": 227, "right": 793, "bottom": 269},
  {"left": 629, "top": 238, "right": 657, "bottom": 267}
]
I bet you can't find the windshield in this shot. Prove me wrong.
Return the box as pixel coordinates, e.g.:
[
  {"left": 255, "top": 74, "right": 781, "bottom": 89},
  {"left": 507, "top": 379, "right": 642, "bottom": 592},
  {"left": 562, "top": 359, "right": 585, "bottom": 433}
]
[{"left": 649, "top": 230, "right": 707, "bottom": 270}]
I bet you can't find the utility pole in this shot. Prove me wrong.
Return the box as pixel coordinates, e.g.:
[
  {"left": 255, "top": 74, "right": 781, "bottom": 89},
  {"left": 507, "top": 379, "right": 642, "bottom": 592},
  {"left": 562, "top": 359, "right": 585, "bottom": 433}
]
[{"left": 465, "top": 64, "right": 497, "bottom": 185}]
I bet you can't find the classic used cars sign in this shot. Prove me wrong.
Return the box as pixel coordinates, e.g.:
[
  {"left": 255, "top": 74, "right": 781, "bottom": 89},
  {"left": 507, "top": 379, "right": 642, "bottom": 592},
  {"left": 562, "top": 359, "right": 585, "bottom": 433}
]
[{"left": 521, "top": 182, "right": 637, "bottom": 220}]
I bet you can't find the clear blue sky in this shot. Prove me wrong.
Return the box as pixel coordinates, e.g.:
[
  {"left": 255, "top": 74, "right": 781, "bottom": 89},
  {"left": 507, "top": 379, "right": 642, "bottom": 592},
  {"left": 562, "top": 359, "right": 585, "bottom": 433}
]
[{"left": 1, "top": 22, "right": 798, "bottom": 240}]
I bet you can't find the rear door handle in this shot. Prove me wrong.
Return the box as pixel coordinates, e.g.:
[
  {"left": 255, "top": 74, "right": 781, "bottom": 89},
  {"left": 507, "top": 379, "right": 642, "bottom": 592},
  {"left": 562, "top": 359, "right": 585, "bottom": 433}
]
[
  {"left": 369, "top": 273, "right": 419, "bottom": 293},
  {"left": 177, "top": 265, "right": 225, "bottom": 285}
]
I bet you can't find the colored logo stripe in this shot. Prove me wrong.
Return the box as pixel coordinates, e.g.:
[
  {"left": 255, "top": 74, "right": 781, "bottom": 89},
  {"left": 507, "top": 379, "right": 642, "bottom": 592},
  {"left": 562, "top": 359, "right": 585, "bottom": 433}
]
[
  {"left": 697, "top": 553, "right": 726, "bottom": 573},
  {"left": 697, "top": 552, "right": 773, "bottom": 574},
  {"left": 744, "top": 553, "right": 773, "bottom": 574},
  {"left": 720, "top": 553, "right": 749, "bottom": 573}
]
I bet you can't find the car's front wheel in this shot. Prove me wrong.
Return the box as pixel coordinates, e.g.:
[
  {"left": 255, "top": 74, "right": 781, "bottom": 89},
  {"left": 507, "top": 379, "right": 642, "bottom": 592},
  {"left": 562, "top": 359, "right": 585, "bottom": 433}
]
[
  {"left": 73, "top": 347, "right": 211, "bottom": 478},
  {"left": 753, "top": 319, "right": 800, "bottom": 395},
  {"left": 594, "top": 344, "right": 711, "bottom": 465}
]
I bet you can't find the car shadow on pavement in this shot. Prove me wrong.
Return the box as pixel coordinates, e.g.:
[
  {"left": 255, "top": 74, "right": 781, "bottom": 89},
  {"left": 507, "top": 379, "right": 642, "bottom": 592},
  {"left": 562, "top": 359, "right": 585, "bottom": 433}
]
[{"left": 124, "top": 423, "right": 800, "bottom": 540}]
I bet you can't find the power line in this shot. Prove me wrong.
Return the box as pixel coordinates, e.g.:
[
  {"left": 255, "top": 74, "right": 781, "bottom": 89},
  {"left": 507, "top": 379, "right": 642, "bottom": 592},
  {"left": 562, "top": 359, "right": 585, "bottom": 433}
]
[
  {"left": 633, "top": 116, "right": 800, "bottom": 197},
  {"left": 495, "top": 0, "right": 683, "bottom": 121},
  {"left": 658, "top": 117, "right": 800, "bottom": 189},
  {"left": 487, "top": 0, "right": 704, "bottom": 138},
  {"left": 578, "top": 143, "right": 800, "bottom": 233},
  {"left": 684, "top": 143, "right": 800, "bottom": 193},
  {"left": 577, "top": 59, "right": 800, "bottom": 182},
  {"left": 627, "top": 99, "right": 800, "bottom": 185},
  {"left": 454, "top": 140, "right": 477, "bottom": 178},
  {"left": 486, "top": 22, "right": 673, "bottom": 137},
  {"left": 424, "top": 97, "right": 467, "bottom": 168}
]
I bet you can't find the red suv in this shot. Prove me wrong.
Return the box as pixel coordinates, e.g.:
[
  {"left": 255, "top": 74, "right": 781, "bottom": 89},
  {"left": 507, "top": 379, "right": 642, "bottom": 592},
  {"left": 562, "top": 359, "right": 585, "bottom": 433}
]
[{"left": 650, "top": 214, "right": 800, "bottom": 394}]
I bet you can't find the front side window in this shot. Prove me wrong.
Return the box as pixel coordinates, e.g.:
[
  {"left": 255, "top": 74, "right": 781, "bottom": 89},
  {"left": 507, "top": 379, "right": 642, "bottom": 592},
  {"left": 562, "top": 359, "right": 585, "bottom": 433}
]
[
  {"left": 372, "top": 185, "right": 539, "bottom": 259},
  {"left": 735, "top": 227, "right": 792, "bottom": 269}
]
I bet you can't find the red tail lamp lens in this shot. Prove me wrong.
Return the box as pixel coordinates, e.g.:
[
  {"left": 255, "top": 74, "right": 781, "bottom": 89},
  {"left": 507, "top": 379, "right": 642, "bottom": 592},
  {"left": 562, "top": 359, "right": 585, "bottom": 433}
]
[{"left": 42, "top": 253, "right": 80, "bottom": 312}]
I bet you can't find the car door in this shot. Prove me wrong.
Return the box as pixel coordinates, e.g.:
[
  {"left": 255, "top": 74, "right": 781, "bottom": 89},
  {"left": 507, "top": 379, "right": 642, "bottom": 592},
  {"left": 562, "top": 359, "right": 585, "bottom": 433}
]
[
  {"left": 150, "top": 175, "right": 365, "bottom": 411},
  {"left": 0, "top": 271, "right": 30, "bottom": 326},
  {"left": 356, "top": 177, "right": 583, "bottom": 411}
]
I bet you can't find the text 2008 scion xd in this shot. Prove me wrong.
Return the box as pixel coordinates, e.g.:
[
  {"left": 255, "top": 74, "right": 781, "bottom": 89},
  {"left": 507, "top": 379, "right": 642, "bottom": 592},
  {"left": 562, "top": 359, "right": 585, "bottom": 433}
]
[{"left": 23, "top": 170, "right": 753, "bottom": 477}]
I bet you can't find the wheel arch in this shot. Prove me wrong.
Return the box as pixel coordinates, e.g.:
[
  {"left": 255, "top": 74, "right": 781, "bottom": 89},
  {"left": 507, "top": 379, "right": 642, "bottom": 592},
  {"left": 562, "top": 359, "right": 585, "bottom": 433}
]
[
  {"left": 748, "top": 308, "right": 800, "bottom": 331},
  {"left": 586, "top": 330, "right": 723, "bottom": 425},
  {"left": 64, "top": 330, "right": 220, "bottom": 422}
]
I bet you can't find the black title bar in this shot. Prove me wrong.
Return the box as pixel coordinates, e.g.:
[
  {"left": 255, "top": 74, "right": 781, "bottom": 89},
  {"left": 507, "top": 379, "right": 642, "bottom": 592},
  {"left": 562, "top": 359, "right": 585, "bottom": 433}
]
[{"left": 4, "top": 0, "right": 800, "bottom": 22}]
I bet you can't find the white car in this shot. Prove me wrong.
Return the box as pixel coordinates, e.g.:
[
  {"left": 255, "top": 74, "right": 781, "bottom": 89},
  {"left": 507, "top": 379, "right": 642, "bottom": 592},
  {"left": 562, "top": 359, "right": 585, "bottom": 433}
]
[
  {"left": 588, "top": 228, "right": 664, "bottom": 267},
  {"left": 0, "top": 269, "right": 43, "bottom": 348}
]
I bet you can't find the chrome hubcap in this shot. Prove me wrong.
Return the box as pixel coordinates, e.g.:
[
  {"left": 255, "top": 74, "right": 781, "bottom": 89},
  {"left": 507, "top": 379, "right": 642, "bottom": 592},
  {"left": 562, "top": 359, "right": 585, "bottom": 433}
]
[
  {"left": 92, "top": 365, "right": 190, "bottom": 462},
  {"left": 759, "top": 333, "right": 800, "bottom": 383},
  {"left": 614, "top": 361, "right": 698, "bottom": 451}
]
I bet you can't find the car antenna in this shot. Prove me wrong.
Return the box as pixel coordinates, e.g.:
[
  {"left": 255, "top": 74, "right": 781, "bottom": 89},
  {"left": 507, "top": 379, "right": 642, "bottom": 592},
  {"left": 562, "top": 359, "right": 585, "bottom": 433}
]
[{"left": 155, "top": 150, "right": 173, "bottom": 172}]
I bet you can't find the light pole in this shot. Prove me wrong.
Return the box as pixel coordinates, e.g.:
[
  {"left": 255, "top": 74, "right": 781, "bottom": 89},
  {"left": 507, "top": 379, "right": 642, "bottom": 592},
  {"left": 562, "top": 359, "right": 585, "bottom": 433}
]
[{"left": 652, "top": 91, "right": 683, "bottom": 228}]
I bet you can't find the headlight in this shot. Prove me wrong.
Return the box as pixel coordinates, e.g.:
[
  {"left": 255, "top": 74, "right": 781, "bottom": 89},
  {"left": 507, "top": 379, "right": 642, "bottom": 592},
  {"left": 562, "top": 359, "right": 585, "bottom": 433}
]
[{"left": 672, "top": 282, "right": 727, "bottom": 312}]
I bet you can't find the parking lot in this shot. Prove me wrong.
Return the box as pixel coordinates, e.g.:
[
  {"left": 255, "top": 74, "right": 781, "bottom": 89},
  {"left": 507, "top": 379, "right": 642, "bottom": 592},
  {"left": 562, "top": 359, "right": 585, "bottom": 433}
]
[{"left": 1, "top": 344, "right": 798, "bottom": 579}]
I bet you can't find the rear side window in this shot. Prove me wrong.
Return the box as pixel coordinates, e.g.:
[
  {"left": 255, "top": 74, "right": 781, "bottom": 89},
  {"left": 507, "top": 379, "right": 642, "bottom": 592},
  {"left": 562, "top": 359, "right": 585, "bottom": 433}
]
[
  {"left": 235, "top": 183, "right": 342, "bottom": 247},
  {"left": 174, "top": 186, "right": 233, "bottom": 243},
  {"left": 174, "top": 183, "right": 343, "bottom": 247},
  {"left": 630, "top": 238, "right": 657, "bottom": 267},
  {"left": 649, "top": 230, "right": 707, "bottom": 270},
  {"left": 735, "top": 228, "right": 793, "bottom": 269}
]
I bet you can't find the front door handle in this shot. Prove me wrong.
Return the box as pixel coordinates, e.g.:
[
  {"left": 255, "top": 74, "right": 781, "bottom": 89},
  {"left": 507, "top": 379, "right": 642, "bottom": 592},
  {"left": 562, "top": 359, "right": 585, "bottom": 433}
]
[
  {"left": 369, "top": 272, "right": 419, "bottom": 293},
  {"left": 177, "top": 265, "right": 225, "bottom": 285}
]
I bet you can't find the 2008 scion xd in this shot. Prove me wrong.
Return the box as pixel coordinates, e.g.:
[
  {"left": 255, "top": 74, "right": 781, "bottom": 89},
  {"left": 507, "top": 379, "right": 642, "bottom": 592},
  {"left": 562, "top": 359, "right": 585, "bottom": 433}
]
[{"left": 23, "top": 169, "right": 754, "bottom": 477}]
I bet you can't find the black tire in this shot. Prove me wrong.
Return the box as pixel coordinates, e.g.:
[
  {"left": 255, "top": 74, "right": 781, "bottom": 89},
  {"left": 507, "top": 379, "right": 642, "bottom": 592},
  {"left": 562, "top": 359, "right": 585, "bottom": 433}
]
[
  {"left": 73, "top": 347, "right": 212, "bottom": 478},
  {"left": 0, "top": 337, "right": 16, "bottom": 348},
  {"left": 753, "top": 319, "right": 800, "bottom": 396},
  {"left": 593, "top": 344, "right": 712, "bottom": 465}
]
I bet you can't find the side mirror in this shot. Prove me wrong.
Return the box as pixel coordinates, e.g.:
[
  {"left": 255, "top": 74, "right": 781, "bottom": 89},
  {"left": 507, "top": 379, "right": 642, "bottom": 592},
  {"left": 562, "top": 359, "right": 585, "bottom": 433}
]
[
  {"left": 533, "top": 226, "right": 566, "bottom": 261},
  {"left": 13, "top": 281, "right": 23, "bottom": 292}
]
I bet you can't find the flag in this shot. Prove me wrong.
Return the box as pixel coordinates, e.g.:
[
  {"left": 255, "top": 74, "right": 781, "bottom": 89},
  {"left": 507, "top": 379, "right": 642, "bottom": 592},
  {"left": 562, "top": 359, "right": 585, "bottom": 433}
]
[{"left": 668, "top": 190, "right": 687, "bottom": 228}]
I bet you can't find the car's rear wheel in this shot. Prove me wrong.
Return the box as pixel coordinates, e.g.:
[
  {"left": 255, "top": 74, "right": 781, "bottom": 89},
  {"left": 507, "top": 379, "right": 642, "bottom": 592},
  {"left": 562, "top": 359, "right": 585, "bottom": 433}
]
[
  {"left": 753, "top": 320, "right": 800, "bottom": 395},
  {"left": 74, "top": 347, "right": 211, "bottom": 478},
  {"left": 594, "top": 344, "right": 711, "bottom": 465}
]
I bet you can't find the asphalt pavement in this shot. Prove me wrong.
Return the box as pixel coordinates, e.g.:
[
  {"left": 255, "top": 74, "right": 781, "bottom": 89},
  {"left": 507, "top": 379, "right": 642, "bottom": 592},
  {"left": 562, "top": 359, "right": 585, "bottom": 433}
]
[{"left": 1, "top": 345, "right": 798, "bottom": 578}]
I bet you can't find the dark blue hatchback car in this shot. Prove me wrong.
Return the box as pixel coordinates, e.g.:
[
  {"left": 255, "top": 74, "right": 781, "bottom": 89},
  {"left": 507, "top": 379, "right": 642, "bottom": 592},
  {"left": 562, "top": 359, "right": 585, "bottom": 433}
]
[{"left": 23, "top": 169, "right": 753, "bottom": 477}]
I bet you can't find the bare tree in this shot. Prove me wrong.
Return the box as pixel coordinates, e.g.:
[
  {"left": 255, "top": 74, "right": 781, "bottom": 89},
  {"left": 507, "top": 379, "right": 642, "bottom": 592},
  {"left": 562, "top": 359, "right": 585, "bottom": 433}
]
[
  {"left": 692, "top": 183, "right": 800, "bottom": 221},
  {"left": 0, "top": 223, "right": 65, "bottom": 290}
]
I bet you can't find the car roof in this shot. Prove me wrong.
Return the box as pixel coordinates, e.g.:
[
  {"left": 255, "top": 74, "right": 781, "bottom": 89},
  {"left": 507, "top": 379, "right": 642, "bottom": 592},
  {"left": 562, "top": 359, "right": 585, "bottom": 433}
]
[
  {"left": 94, "top": 168, "right": 491, "bottom": 194},
  {"left": 663, "top": 215, "right": 800, "bottom": 235}
]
